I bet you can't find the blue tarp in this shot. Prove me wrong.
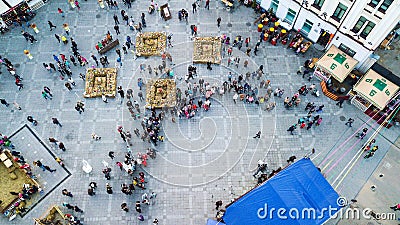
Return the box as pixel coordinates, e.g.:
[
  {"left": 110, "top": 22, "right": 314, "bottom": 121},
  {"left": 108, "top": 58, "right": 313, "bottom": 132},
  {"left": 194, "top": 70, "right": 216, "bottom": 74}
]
[
  {"left": 223, "top": 158, "right": 342, "bottom": 225},
  {"left": 206, "top": 219, "right": 226, "bottom": 225}
]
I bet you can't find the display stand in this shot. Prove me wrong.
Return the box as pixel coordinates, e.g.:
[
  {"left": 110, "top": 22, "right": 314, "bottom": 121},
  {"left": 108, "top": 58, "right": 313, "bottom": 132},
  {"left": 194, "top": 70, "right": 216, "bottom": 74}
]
[{"left": 160, "top": 4, "right": 171, "bottom": 21}]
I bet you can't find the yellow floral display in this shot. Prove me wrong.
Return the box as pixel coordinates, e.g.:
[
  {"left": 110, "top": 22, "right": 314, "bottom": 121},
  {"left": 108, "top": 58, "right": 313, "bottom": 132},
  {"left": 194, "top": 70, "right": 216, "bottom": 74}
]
[
  {"left": 83, "top": 68, "right": 117, "bottom": 98},
  {"left": 193, "top": 37, "right": 222, "bottom": 64},
  {"left": 145, "top": 79, "right": 177, "bottom": 108},
  {"left": 136, "top": 32, "right": 167, "bottom": 57}
]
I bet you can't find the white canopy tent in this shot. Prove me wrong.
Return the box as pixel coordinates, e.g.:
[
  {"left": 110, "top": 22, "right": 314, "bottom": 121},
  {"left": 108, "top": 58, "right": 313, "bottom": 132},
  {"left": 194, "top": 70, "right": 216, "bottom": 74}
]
[
  {"left": 314, "top": 45, "right": 358, "bottom": 82},
  {"left": 353, "top": 69, "right": 399, "bottom": 110}
]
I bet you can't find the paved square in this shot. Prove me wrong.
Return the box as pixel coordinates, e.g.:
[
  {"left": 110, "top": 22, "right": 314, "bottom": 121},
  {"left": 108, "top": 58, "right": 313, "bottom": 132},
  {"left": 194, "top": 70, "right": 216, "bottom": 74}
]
[{"left": 0, "top": 0, "right": 399, "bottom": 225}]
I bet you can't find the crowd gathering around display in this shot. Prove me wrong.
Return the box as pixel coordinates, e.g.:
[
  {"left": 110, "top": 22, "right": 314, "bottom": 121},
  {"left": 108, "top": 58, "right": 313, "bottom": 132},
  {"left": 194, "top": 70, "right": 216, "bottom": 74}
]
[{"left": 0, "top": 0, "right": 388, "bottom": 224}]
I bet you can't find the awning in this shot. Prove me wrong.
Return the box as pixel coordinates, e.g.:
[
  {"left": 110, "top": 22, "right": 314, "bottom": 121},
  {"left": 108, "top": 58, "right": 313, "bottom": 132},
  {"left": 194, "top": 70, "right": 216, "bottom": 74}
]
[
  {"left": 316, "top": 45, "right": 358, "bottom": 83},
  {"left": 206, "top": 219, "right": 226, "bottom": 225},
  {"left": 353, "top": 69, "right": 399, "bottom": 110},
  {"left": 0, "top": 1, "right": 10, "bottom": 15},
  {"left": 223, "top": 158, "right": 342, "bottom": 225}
]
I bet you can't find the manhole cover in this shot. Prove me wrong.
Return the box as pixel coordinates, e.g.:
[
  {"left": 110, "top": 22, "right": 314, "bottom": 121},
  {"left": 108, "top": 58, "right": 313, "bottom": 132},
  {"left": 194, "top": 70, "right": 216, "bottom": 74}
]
[
  {"left": 339, "top": 116, "right": 346, "bottom": 121},
  {"left": 15, "top": 63, "right": 20, "bottom": 68},
  {"left": 96, "top": 14, "right": 101, "bottom": 18},
  {"left": 227, "top": 23, "right": 232, "bottom": 27},
  {"left": 246, "top": 22, "right": 251, "bottom": 26}
]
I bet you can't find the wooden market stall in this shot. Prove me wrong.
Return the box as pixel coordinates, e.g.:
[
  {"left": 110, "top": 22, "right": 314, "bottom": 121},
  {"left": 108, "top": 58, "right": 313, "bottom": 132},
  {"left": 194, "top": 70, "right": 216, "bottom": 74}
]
[
  {"left": 351, "top": 68, "right": 399, "bottom": 109},
  {"left": 314, "top": 45, "right": 358, "bottom": 82},
  {"left": 313, "top": 45, "right": 358, "bottom": 100}
]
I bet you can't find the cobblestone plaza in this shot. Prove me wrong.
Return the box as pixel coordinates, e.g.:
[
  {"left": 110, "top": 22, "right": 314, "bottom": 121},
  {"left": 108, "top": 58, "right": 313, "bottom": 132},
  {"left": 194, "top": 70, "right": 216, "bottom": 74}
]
[{"left": 0, "top": 0, "right": 399, "bottom": 225}]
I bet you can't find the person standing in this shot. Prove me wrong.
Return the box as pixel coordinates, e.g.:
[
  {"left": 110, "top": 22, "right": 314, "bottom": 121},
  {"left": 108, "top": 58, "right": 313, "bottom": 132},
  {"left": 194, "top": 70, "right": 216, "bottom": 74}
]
[
  {"left": 217, "top": 17, "right": 221, "bottom": 27},
  {"left": 91, "top": 54, "right": 99, "bottom": 67},
  {"left": 52, "top": 117, "right": 62, "bottom": 127},
  {"left": 141, "top": 13, "right": 146, "bottom": 27},
  {"left": 114, "top": 24, "right": 120, "bottom": 35},
  {"left": 233, "top": 93, "right": 238, "bottom": 104},
  {"left": 345, "top": 118, "right": 354, "bottom": 127},
  {"left": 59, "top": 142, "right": 66, "bottom": 151},
  {"left": 106, "top": 183, "right": 113, "bottom": 194},
  {"left": 48, "top": 21, "right": 57, "bottom": 31},
  {"left": 215, "top": 200, "right": 223, "bottom": 210},
  {"left": 62, "top": 189, "right": 73, "bottom": 197}
]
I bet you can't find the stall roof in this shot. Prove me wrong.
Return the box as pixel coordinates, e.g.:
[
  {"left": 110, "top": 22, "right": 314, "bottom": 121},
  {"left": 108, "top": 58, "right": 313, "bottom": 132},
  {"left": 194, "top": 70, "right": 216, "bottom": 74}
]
[
  {"left": 0, "top": 1, "right": 9, "bottom": 15},
  {"left": 206, "top": 219, "right": 226, "bottom": 225},
  {"left": 223, "top": 158, "right": 341, "bottom": 225},
  {"left": 371, "top": 63, "right": 400, "bottom": 87},
  {"left": 316, "top": 45, "right": 358, "bottom": 83},
  {"left": 354, "top": 69, "right": 399, "bottom": 110}
]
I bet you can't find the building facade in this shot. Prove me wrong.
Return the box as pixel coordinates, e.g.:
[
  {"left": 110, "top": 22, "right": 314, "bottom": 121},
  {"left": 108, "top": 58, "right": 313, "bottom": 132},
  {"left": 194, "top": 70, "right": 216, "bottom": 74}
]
[{"left": 260, "top": 0, "right": 400, "bottom": 69}]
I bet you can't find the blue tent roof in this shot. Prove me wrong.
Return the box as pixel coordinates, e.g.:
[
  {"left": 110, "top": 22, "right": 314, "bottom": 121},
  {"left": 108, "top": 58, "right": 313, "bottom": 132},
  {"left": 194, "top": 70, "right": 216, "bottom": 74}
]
[
  {"left": 223, "top": 158, "right": 342, "bottom": 225},
  {"left": 206, "top": 219, "right": 226, "bottom": 225}
]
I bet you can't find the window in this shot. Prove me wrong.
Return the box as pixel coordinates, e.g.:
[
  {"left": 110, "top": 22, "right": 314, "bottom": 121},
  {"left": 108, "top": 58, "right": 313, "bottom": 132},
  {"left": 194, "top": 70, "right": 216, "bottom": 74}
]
[
  {"left": 360, "top": 21, "right": 375, "bottom": 38},
  {"left": 351, "top": 16, "right": 367, "bottom": 33},
  {"left": 332, "top": 3, "right": 348, "bottom": 22},
  {"left": 378, "top": 0, "right": 393, "bottom": 13},
  {"left": 284, "top": 9, "right": 296, "bottom": 25},
  {"left": 339, "top": 44, "right": 356, "bottom": 57},
  {"left": 312, "top": 0, "right": 325, "bottom": 10},
  {"left": 301, "top": 20, "right": 313, "bottom": 35},
  {"left": 270, "top": 0, "right": 279, "bottom": 13},
  {"left": 368, "top": 0, "right": 380, "bottom": 8}
]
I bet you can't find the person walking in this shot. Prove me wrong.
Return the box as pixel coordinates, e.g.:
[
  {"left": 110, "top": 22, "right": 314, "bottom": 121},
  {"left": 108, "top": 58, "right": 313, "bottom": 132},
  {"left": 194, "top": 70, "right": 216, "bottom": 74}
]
[
  {"left": 357, "top": 128, "right": 368, "bottom": 139},
  {"left": 52, "top": 117, "right": 62, "bottom": 127},
  {"left": 57, "top": 8, "right": 65, "bottom": 17},
  {"left": 108, "top": 151, "right": 115, "bottom": 160},
  {"left": 53, "top": 33, "right": 60, "bottom": 43},
  {"left": 345, "top": 118, "right": 354, "bottom": 127},
  {"left": 62, "top": 202, "right": 74, "bottom": 210},
  {"left": 13, "top": 102, "right": 22, "bottom": 110},
  {"left": 74, "top": 205, "right": 83, "bottom": 213},
  {"left": 217, "top": 17, "right": 221, "bottom": 27},
  {"left": 121, "top": 202, "right": 129, "bottom": 212},
  {"left": 48, "top": 21, "right": 57, "bottom": 31},
  {"left": 215, "top": 200, "right": 223, "bottom": 210},
  {"left": 192, "top": 2, "right": 197, "bottom": 13},
  {"left": 253, "top": 131, "right": 261, "bottom": 138},
  {"left": 0, "top": 99, "right": 10, "bottom": 107},
  {"left": 205, "top": 0, "right": 210, "bottom": 10},
  {"left": 336, "top": 99, "right": 344, "bottom": 108},
  {"left": 62, "top": 189, "right": 73, "bottom": 197},
  {"left": 59, "top": 142, "right": 66, "bottom": 151},
  {"left": 287, "top": 124, "right": 297, "bottom": 135}
]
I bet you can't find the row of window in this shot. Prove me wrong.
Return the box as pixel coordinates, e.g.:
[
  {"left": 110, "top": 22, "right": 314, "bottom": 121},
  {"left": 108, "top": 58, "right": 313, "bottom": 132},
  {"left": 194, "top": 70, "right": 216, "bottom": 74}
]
[
  {"left": 275, "top": 0, "right": 378, "bottom": 38},
  {"left": 313, "top": 0, "right": 393, "bottom": 14}
]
